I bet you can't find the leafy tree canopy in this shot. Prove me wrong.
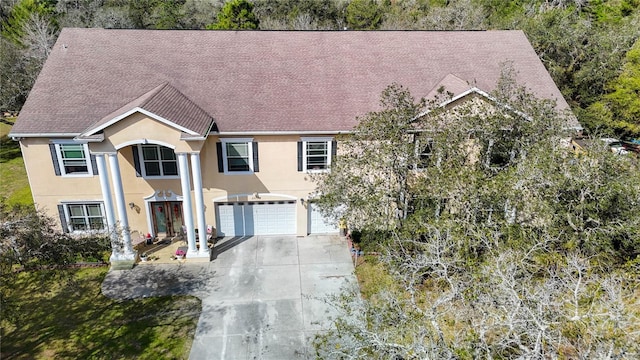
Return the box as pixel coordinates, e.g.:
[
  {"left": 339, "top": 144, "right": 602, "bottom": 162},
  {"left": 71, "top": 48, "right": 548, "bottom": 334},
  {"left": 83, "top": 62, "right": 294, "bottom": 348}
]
[
  {"left": 346, "top": 0, "right": 382, "bottom": 29},
  {"left": 1, "top": 0, "right": 54, "bottom": 47},
  {"left": 206, "top": 0, "right": 259, "bottom": 30}
]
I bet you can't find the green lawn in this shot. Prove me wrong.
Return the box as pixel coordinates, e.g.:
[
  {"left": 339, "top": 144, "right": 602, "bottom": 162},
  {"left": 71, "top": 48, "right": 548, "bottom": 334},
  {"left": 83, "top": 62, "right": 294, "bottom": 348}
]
[
  {"left": 0, "top": 117, "right": 32, "bottom": 206},
  {"left": 1, "top": 267, "right": 201, "bottom": 359}
]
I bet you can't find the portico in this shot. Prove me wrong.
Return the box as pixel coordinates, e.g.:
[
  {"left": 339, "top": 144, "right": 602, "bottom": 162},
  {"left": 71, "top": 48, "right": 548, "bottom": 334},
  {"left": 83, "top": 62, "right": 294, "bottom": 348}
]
[{"left": 76, "top": 83, "right": 215, "bottom": 267}]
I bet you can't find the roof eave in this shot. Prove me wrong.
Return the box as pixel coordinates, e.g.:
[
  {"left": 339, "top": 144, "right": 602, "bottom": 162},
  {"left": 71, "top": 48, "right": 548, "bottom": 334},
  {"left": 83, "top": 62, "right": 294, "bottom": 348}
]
[{"left": 9, "top": 132, "right": 81, "bottom": 139}]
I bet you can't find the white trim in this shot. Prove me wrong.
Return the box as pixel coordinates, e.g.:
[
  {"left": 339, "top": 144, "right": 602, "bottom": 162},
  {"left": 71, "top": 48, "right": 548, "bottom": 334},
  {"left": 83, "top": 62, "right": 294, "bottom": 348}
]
[
  {"left": 115, "top": 139, "right": 175, "bottom": 150},
  {"left": 11, "top": 133, "right": 81, "bottom": 138},
  {"left": 212, "top": 193, "right": 297, "bottom": 202},
  {"left": 51, "top": 139, "right": 87, "bottom": 144},
  {"left": 217, "top": 130, "right": 348, "bottom": 135},
  {"left": 52, "top": 142, "right": 94, "bottom": 177},
  {"left": 81, "top": 107, "right": 200, "bottom": 137},
  {"left": 11, "top": 130, "right": 350, "bottom": 138},
  {"left": 301, "top": 137, "right": 333, "bottom": 173},
  {"left": 414, "top": 87, "right": 533, "bottom": 122},
  {"left": 220, "top": 138, "right": 254, "bottom": 175},
  {"left": 136, "top": 144, "right": 180, "bottom": 179}
]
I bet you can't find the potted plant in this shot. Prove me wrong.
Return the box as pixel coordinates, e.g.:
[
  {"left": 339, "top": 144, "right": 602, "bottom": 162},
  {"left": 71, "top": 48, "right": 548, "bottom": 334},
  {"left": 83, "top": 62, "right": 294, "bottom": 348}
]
[{"left": 175, "top": 249, "right": 186, "bottom": 260}]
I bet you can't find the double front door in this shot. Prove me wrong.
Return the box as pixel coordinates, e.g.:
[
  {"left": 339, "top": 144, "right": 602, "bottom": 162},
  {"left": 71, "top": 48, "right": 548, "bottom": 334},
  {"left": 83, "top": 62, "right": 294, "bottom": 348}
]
[{"left": 151, "top": 201, "right": 183, "bottom": 237}]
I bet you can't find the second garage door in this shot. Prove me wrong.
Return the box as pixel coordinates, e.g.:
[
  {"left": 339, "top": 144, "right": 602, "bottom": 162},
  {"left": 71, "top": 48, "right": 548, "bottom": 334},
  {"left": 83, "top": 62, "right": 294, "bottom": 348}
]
[
  {"left": 216, "top": 201, "right": 296, "bottom": 237},
  {"left": 308, "top": 203, "right": 340, "bottom": 234}
]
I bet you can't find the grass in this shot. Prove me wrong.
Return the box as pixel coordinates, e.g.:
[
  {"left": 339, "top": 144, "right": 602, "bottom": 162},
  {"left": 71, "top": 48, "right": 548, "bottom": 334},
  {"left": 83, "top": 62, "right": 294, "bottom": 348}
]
[
  {"left": 1, "top": 267, "right": 201, "bottom": 359},
  {"left": 354, "top": 256, "right": 398, "bottom": 300},
  {"left": 0, "top": 117, "right": 32, "bottom": 206}
]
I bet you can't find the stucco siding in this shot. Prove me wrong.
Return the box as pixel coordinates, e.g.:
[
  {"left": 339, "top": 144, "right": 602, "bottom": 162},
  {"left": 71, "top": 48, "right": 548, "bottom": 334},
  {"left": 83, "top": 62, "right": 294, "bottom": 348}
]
[{"left": 24, "top": 123, "right": 328, "bottom": 236}]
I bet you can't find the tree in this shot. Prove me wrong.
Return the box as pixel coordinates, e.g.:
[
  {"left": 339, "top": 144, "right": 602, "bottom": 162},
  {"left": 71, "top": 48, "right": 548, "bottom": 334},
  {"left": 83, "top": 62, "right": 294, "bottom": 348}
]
[
  {"left": 206, "top": 0, "right": 259, "bottom": 30},
  {"left": 345, "top": 0, "right": 381, "bottom": 30},
  {"left": 313, "top": 84, "right": 425, "bottom": 231},
  {"left": 254, "top": 0, "right": 345, "bottom": 30},
  {"left": 592, "top": 38, "right": 640, "bottom": 137},
  {"left": 1, "top": 0, "right": 54, "bottom": 47},
  {"left": 314, "top": 229, "right": 640, "bottom": 359},
  {"left": 312, "top": 76, "right": 640, "bottom": 358},
  {"left": 0, "top": 36, "right": 35, "bottom": 112}
]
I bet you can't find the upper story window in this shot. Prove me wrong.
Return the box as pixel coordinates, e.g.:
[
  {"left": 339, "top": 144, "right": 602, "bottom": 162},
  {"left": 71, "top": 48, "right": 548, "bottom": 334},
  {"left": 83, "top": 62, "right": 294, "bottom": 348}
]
[
  {"left": 299, "top": 137, "right": 335, "bottom": 172},
  {"left": 217, "top": 138, "right": 258, "bottom": 174},
  {"left": 50, "top": 142, "right": 95, "bottom": 177},
  {"left": 60, "top": 203, "right": 106, "bottom": 232},
  {"left": 416, "top": 138, "right": 433, "bottom": 169},
  {"left": 138, "top": 144, "right": 178, "bottom": 177}
]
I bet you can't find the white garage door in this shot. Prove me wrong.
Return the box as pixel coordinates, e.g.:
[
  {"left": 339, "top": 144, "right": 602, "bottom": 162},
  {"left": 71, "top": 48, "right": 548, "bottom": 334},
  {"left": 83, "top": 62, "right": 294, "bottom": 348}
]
[
  {"left": 308, "top": 203, "right": 339, "bottom": 234},
  {"left": 216, "top": 201, "right": 296, "bottom": 237}
]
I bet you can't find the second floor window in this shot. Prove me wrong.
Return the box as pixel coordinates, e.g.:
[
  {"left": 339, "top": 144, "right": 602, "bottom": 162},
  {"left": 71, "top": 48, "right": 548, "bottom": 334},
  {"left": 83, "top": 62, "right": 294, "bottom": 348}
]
[
  {"left": 306, "top": 141, "right": 329, "bottom": 170},
  {"left": 299, "top": 137, "right": 334, "bottom": 172},
  {"left": 59, "top": 144, "right": 90, "bottom": 174},
  {"left": 50, "top": 142, "right": 95, "bottom": 177},
  {"left": 416, "top": 139, "right": 434, "bottom": 169},
  {"left": 226, "top": 142, "right": 251, "bottom": 171},
  {"left": 139, "top": 145, "right": 178, "bottom": 177},
  {"left": 217, "top": 138, "right": 258, "bottom": 174}
]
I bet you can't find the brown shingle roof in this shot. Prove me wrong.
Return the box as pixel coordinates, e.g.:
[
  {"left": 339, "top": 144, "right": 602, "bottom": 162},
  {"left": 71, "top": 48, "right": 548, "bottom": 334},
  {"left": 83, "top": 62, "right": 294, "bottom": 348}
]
[
  {"left": 11, "top": 29, "right": 572, "bottom": 136},
  {"left": 80, "top": 82, "right": 213, "bottom": 137}
]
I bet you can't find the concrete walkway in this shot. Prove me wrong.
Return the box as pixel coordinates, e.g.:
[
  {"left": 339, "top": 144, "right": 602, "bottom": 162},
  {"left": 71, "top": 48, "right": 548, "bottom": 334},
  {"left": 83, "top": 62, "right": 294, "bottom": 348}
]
[{"left": 102, "top": 235, "right": 357, "bottom": 359}]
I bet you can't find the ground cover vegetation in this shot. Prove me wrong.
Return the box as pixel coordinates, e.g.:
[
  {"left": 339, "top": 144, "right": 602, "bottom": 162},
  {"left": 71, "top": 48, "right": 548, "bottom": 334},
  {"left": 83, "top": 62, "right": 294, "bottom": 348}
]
[
  {"left": 311, "top": 73, "right": 640, "bottom": 358},
  {"left": 1, "top": 266, "right": 200, "bottom": 359},
  {"left": 1, "top": 0, "right": 640, "bottom": 138},
  {"left": 0, "top": 201, "right": 202, "bottom": 358}
]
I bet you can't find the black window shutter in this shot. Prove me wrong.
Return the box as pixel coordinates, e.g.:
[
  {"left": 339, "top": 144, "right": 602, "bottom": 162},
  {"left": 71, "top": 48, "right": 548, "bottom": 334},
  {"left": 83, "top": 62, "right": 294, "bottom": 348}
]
[
  {"left": 90, "top": 154, "right": 98, "bottom": 175},
  {"left": 252, "top": 142, "right": 259, "bottom": 172},
  {"left": 216, "top": 142, "right": 224, "bottom": 173},
  {"left": 331, "top": 140, "right": 337, "bottom": 160},
  {"left": 57, "top": 204, "right": 69, "bottom": 233},
  {"left": 49, "top": 144, "right": 61, "bottom": 176},
  {"left": 132, "top": 146, "right": 142, "bottom": 177},
  {"left": 297, "top": 141, "right": 303, "bottom": 171}
]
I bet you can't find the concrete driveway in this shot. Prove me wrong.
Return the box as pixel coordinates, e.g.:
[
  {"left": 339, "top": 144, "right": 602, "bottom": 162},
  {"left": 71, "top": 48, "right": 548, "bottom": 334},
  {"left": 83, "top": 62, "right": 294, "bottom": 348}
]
[{"left": 101, "top": 235, "right": 357, "bottom": 359}]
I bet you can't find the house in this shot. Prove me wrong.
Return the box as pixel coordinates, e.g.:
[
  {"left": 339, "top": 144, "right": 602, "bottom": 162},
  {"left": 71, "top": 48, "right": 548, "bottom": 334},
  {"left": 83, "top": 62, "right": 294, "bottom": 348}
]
[{"left": 9, "top": 29, "right": 572, "bottom": 266}]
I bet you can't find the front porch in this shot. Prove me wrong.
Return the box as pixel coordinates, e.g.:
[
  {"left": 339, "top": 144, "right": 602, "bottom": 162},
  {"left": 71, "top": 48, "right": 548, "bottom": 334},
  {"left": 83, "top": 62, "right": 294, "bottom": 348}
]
[{"left": 134, "top": 236, "right": 214, "bottom": 264}]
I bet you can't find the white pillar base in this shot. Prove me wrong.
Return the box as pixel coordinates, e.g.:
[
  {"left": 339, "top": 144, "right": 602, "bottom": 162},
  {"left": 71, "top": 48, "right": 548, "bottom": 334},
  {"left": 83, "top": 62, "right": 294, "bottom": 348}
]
[
  {"left": 187, "top": 249, "right": 210, "bottom": 259},
  {"left": 109, "top": 251, "right": 137, "bottom": 270}
]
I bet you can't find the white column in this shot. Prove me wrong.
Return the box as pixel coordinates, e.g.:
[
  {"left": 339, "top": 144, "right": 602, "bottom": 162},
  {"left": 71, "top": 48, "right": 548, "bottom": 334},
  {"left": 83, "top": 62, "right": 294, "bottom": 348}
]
[
  {"left": 95, "top": 154, "right": 118, "bottom": 258},
  {"left": 191, "top": 153, "right": 209, "bottom": 256},
  {"left": 178, "top": 153, "right": 198, "bottom": 255},
  {"left": 107, "top": 152, "right": 133, "bottom": 257}
]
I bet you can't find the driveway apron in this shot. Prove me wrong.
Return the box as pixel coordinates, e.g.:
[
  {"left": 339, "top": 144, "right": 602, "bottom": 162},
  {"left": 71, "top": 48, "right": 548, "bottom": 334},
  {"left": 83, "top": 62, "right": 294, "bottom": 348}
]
[{"left": 102, "top": 235, "right": 356, "bottom": 359}]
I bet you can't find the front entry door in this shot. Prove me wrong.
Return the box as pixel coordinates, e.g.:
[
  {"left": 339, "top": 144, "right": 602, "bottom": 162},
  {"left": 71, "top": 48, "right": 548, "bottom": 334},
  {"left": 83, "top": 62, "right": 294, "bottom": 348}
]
[{"left": 151, "top": 201, "right": 183, "bottom": 237}]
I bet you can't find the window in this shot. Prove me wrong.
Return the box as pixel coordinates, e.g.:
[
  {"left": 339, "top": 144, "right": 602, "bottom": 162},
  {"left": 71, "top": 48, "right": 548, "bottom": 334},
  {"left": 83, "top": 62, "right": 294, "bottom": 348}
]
[
  {"left": 300, "top": 137, "right": 334, "bottom": 172},
  {"left": 64, "top": 203, "right": 105, "bottom": 232},
  {"left": 218, "top": 138, "right": 257, "bottom": 174},
  {"left": 138, "top": 145, "right": 178, "bottom": 177},
  {"left": 52, "top": 143, "right": 93, "bottom": 176},
  {"left": 416, "top": 139, "right": 433, "bottom": 169},
  {"left": 226, "top": 142, "right": 250, "bottom": 171}
]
